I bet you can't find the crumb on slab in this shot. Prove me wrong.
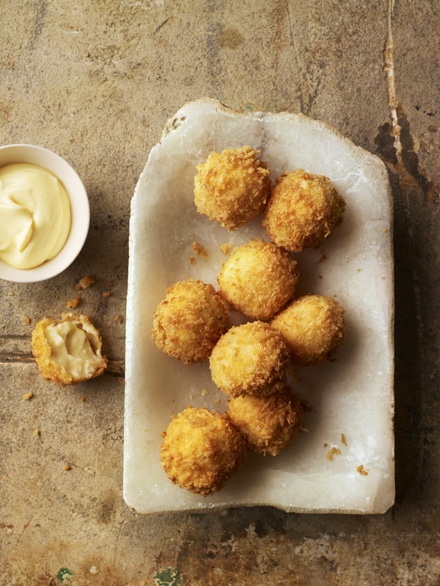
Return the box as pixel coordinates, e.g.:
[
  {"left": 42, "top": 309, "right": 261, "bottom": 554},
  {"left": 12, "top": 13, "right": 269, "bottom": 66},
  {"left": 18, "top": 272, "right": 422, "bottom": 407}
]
[
  {"left": 356, "top": 464, "right": 368, "bottom": 476},
  {"left": 23, "top": 316, "right": 31, "bottom": 324},
  {"left": 22, "top": 391, "right": 34, "bottom": 401},
  {"left": 76, "top": 275, "right": 96, "bottom": 290},
  {"left": 326, "top": 447, "right": 341, "bottom": 461},
  {"left": 201, "top": 389, "right": 208, "bottom": 397},
  {"left": 114, "top": 315, "right": 123, "bottom": 325},
  {"left": 341, "top": 433, "right": 348, "bottom": 447},
  {"left": 317, "top": 253, "right": 327, "bottom": 264},
  {"left": 102, "top": 291, "right": 111, "bottom": 298},
  {"left": 66, "top": 296, "right": 81, "bottom": 309},
  {"left": 188, "top": 256, "right": 195, "bottom": 264},
  {"left": 220, "top": 243, "right": 232, "bottom": 255},
  {"left": 35, "top": 429, "right": 41, "bottom": 437},
  {"left": 192, "top": 241, "right": 208, "bottom": 258},
  {"left": 64, "top": 463, "right": 72, "bottom": 471}
]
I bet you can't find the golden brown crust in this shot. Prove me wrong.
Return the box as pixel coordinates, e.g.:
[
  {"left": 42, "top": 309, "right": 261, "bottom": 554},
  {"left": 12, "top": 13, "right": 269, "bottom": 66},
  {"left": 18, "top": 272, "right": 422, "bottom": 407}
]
[
  {"left": 209, "top": 321, "right": 290, "bottom": 397},
  {"left": 151, "top": 278, "right": 230, "bottom": 364},
  {"left": 160, "top": 406, "right": 247, "bottom": 495},
  {"left": 226, "top": 388, "right": 304, "bottom": 456},
  {"left": 263, "top": 169, "right": 345, "bottom": 251},
  {"left": 217, "top": 239, "right": 299, "bottom": 321},
  {"left": 271, "top": 295, "right": 346, "bottom": 365},
  {"left": 31, "top": 313, "right": 107, "bottom": 385},
  {"left": 194, "top": 146, "right": 271, "bottom": 231}
]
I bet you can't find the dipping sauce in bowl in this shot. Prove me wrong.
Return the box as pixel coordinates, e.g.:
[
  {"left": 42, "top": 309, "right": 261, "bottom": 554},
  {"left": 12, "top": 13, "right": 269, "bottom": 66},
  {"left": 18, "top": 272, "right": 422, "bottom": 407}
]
[{"left": 0, "top": 145, "right": 89, "bottom": 283}]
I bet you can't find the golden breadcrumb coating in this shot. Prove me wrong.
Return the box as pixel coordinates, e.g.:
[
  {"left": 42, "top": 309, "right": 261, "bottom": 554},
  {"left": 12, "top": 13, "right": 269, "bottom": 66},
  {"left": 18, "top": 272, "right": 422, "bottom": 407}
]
[
  {"left": 160, "top": 406, "right": 246, "bottom": 495},
  {"left": 227, "top": 387, "right": 304, "bottom": 456},
  {"left": 209, "top": 321, "right": 290, "bottom": 397},
  {"left": 151, "top": 279, "right": 229, "bottom": 364},
  {"left": 271, "top": 295, "right": 346, "bottom": 365},
  {"left": 218, "top": 239, "right": 299, "bottom": 320},
  {"left": 263, "top": 169, "right": 345, "bottom": 251},
  {"left": 31, "top": 313, "right": 107, "bottom": 385},
  {"left": 194, "top": 146, "right": 271, "bottom": 231}
]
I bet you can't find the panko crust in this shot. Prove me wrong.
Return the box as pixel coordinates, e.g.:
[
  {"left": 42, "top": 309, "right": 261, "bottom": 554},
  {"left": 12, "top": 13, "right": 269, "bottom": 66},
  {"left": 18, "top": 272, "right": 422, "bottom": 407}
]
[
  {"left": 263, "top": 169, "right": 345, "bottom": 251},
  {"left": 160, "top": 406, "right": 247, "bottom": 495},
  {"left": 271, "top": 295, "right": 346, "bottom": 366},
  {"left": 31, "top": 313, "right": 107, "bottom": 385},
  {"left": 194, "top": 146, "right": 271, "bottom": 231},
  {"left": 218, "top": 239, "right": 299, "bottom": 321},
  {"left": 152, "top": 279, "right": 230, "bottom": 364},
  {"left": 209, "top": 321, "right": 290, "bottom": 397},
  {"left": 226, "top": 388, "right": 304, "bottom": 456}
]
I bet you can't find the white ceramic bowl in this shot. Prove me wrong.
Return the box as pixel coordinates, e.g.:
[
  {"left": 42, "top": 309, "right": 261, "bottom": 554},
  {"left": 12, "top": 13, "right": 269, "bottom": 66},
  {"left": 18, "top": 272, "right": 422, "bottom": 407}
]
[{"left": 0, "top": 144, "right": 90, "bottom": 283}]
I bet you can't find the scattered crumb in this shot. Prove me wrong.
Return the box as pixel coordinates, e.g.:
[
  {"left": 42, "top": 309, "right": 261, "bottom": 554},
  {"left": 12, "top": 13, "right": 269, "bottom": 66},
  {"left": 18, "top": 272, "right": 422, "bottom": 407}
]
[
  {"left": 89, "top": 566, "right": 99, "bottom": 575},
  {"left": 341, "top": 433, "right": 348, "bottom": 447},
  {"left": 188, "top": 256, "right": 195, "bottom": 264},
  {"left": 66, "top": 296, "right": 81, "bottom": 309},
  {"left": 63, "top": 463, "right": 72, "bottom": 471},
  {"left": 317, "top": 253, "right": 327, "bottom": 264},
  {"left": 323, "top": 442, "right": 329, "bottom": 448},
  {"left": 220, "top": 242, "right": 232, "bottom": 255},
  {"left": 80, "top": 396, "right": 86, "bottom": 402},
  {"left": 22, "top": 391, "right": 34, "bottom": 401},
  {"left": 201, "top": 389, "right": 208, "bottom": 397},
  {"left": 326, "top": 447, "right": 341, "bottom": 461},
  {"left": 102, "top": 291, "right": 111, "bottom": 298},
  {"left": 34, "top": 429, "right": 41, "bottom": 437},
  {"left": 76, "top": 275, "right": 96, "bottom": 290},
  {"left": 23, "top": 316, "right": 31, "bottom": 324},
  {"left": 357, "top": 464, "right": 368, "bottom": 476},
  {"left": 192, "top": 241, "right": 207, "bottom": 258},
  {"left": 7, "top": 291, "right": 14, "bottom": 297},
  {"left": 189, "top": 393, "right": 194, "bottom": 400},
  {"left": 114, "top": 315, "right": 123, "bottom": 325},
  {"left": 383, "top": 228, "right": 389, "bottom": 233},
  {"left": 214, "top": 398, "right": 220, "bottom": 404},
  {"left": 299, "top": 426, "right": 309, "bottom": 433},
  {"left": 357, "top": 268, "right": 362, "bottom": 272}
]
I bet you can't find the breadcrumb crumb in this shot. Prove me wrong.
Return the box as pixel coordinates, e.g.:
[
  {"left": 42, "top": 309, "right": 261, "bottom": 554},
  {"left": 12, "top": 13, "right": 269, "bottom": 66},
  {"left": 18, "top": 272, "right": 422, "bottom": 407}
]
[
  {"left": 220, "top": 243, "right": 232, "bottom": 255},
  {"left": 357, "top": 464, "right": 368, "bottom": 476},
  {"left": 66, "top": 296, "right": 81, "bottom": 309},
  {"left": 326, "top": 447, "right": 341, "bottom": 461},
  {"left": 341, "top": 433, "right": 348, "bottom": 446},
  {"left": 76, "top": 275, "right": 96, "bottom": 290},
  {"left": 22, "top": 391, "right": 34, "bottom": 401},
  {"left": 192, "top": 241, "right": 208, "bottom": 258}
]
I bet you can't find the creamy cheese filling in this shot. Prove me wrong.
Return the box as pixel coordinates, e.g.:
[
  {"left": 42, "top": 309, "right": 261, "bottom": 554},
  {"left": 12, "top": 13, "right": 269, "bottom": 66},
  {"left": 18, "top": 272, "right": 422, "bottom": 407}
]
[{"left": 45, "top": 320, "right": 102, "bottom": 379}]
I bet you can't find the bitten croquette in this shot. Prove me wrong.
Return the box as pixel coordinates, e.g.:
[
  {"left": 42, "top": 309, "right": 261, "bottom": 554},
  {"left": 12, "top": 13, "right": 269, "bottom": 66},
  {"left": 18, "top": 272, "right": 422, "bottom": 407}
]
[
  {"left": 31, "top": 313, "right": 107, "bottom": 385},
  {"left": 209, "top": 321, "right": 290, "bottom": 397},
  {"left": 151, "top": 279, "right": 229, "bottom": 364},
  {"left": 226, "top": 387, "right": 304, "bottom": 456},
  {"left": 194, "top": 146, "right": 271, "bottom": 231},
  {"left": 160, "top": 406, "right": 247, "bottom": 495},
  {"left": 271, "top": 294, "right": 346, "bottom": 365},
  {"left": 263, "top": 169, "right": 345, "bottom": 251},
  {"left": 218, "top": 239, "right": 299, "bottom": 321}
]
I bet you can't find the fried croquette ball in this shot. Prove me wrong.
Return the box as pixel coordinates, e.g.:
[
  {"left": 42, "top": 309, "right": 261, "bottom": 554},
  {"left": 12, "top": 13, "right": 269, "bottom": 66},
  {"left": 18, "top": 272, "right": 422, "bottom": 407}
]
[
  {"left": 263, "top": 169, "right": 345, "bottom": 251},
  {"left": 151, "top": 279, "right": 229, "bottom": 365},
  {"left": 227, "top": 388, "right": 304, "bottom": 456},
  {"left": 194, "top": 146, "right": 271, "bottom": 231},
  {"left": 218, "top": 239, "right": 299, "bottom": 321},
  {"left": 209, "top": 321, "right": 290, "bottom": 397},
  {"left": 271, "top": 295, "right": 346, "bottom": 366},
  {"left": 31, "top": 313, "right": 107, "bottom": 385},
  {"left": 160, "top": 406, "right": 246, "bottom": 495}
]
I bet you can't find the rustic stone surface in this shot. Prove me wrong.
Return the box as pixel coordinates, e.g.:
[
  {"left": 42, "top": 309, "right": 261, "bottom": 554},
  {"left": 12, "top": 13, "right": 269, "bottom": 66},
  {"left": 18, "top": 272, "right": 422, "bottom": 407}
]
[{"left": 1, "top": 1, "right": 440, "bottom": 584}]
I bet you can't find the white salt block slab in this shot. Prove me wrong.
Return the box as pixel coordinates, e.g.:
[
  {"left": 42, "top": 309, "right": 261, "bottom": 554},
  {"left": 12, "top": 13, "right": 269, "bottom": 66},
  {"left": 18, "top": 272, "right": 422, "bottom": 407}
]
[{"left": 124, "top": 98, "right": 394, "bottom": 514}]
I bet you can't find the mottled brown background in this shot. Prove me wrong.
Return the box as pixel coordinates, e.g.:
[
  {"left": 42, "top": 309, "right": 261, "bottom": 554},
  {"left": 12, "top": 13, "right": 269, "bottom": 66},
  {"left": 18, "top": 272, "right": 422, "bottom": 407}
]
[{"left": 1, "top": 1, "right": 440, "bottom": 584}]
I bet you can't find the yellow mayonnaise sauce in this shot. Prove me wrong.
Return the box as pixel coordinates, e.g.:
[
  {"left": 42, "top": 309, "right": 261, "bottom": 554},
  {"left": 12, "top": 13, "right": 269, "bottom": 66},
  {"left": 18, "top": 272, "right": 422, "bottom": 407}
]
[{"left": 0, "top": 163, "right": 71, "bottom": 269}]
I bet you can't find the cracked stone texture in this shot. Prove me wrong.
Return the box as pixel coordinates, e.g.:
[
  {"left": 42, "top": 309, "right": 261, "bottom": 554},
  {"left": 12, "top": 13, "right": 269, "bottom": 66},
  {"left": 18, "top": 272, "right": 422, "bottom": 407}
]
[{"left": 0, "top": 1, "right": 439, "bottom": 585}]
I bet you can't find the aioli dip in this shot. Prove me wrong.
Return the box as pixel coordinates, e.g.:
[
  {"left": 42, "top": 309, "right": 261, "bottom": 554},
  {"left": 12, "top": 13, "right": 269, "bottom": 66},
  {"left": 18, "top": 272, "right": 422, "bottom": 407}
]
[{"left": 0, "top": 163, "right": 71, "bottom": 269}]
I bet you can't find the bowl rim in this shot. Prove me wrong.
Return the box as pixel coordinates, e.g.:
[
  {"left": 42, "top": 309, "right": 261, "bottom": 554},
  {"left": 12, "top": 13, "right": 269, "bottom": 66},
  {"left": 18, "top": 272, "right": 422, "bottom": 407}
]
[{"left": 0, "top": 143, "right": 90, "bottom": 283}]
